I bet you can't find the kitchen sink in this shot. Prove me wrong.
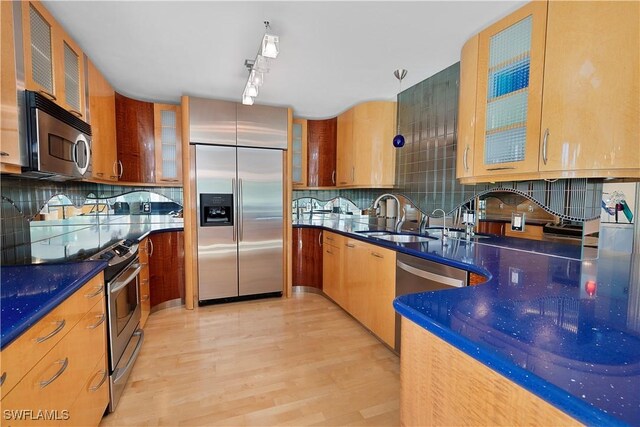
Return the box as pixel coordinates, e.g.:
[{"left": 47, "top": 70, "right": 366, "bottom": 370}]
[
  {"left": 357, "top": 231, "right": 392, "bottom": 236},
  {"left": 376, "top": 234, "right": 434, "bottom": 243},
  {"left": 356, "top": 230, "right": 435, "bottom": 243}
]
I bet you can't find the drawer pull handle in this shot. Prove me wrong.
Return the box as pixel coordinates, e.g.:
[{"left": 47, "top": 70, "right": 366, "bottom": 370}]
[
  {"left": 326, "top": 236, "right": 334, "bottom": 241},
  {"left": 36, "top": 320, "right": 66, "bottom": 343},
  {"left": 86, "top": 313, "right": 106, "bottom": 329},
  {"left": 326, "top": 249, "right": 333, "bottom": 255},
  {"left": 38, "top": 90, "right": 57, "bottom": 101},
  {"left": 40, "top": 358, "right": 69, "bottom": 388},
  {"left": 0, "top": 372, "right": 6, "bottom": 386},
  {"left": 85, "top": 285, "right": 103, "bottom": 298},
  {"left": 371, "top": 252, "right": 383, "bottom": 258},
  {"left": 345, "top": 243, "right": 355, "bottom": 248},
  {"left": 0, "top": 152, "right": 9, "bottom": 157},
  {"left": 141, "top": 295, "right": 150, "bottom": 302},
  {"left": 89, "top": 370, "right": 108, "bottom": 392},
  {"left": 69, "top": 109, "right": 83, "bottom": 118}
]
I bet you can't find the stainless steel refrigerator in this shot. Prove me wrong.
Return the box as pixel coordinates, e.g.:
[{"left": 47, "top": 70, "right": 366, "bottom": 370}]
[{"left": 195, "top": 144, "right": 284, "bottom": 301}]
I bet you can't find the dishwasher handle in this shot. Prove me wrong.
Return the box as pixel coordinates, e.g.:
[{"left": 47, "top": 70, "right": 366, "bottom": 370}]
[{"left": 397, "top": 260, "right": 465, "bottom": 288}]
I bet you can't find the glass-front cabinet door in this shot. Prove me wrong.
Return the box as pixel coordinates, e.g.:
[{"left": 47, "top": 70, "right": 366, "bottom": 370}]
[
  {"left": 292, "top": 118, "right": 307, "bottom": 188},
  {"left": 473, "top": 1, "right": 547, "bottom": 178}
]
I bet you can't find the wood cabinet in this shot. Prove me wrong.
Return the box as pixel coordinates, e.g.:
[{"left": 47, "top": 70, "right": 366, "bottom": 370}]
[
  {"left": 400, "top": 318, "right": 579, "bottom": 426},
  {"left": 343, "top": 238, "right": 396, "bottom": 347},
  {"left": 336, "top": 101, "right": 396, "bottom": 188},
  {"left": 322, "top": 232, "right": 397, "bottom": 347},
  {"left": 459, "top": 1, "right": 639, "bottom": 183},
  {"left": 149, "top": 231, "right": 185, "bottom": 308},
  {"left": 21, "top": 1, "right": 85, "bottom": 117},
  {"left": 115, "top": 93, "right": 155, "bottom": 183},
  {"left": 476, "top": 220, "right": 505, "bottom": 236},
  {"left": 292, "top": 228, "right": 323, "bottom": 290},
  {"left": 87, "top": 59, "right": 118, "bottom": 182},
  {"left": 473, "top": 1, "right": 548, "bottom": 179},
  {"left": 139, "top": 237, "right": 151, "bottom": 328},
  {"left": 307, "top": 118, "right": 337, "bottom": 187},
  {"left": 292, "top": 118, "right": 307, "bottom": 187},
  {"left": 538, "top": 1, "right": 639, "bottom": 178},
  {"left": 0, "top": 1, "right": 22, "bottom": 173},
  {"left": 504, "top": 223, "right": 543, "bottom": 241},
  {"left": 0, "top": 274, "right": 108, "bottom": 426},
  {"left": 456, "top": 35, "right": 479, "bottom": 180},
  {"left": 322, "top": 232, "right": 345, "bottom": 305},
  {"left": 154, "top": 104, "right": 182, "bottom": 183}
]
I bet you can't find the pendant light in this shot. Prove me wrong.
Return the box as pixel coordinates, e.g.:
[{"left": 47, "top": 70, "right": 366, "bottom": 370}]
[{"left": 392, "top": 69, "right": 407, "bottom": 148}]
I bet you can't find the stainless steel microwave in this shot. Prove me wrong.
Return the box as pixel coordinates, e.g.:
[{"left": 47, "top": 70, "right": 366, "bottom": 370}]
[{"left": 23, "top": 90, "right": 92, "bottom": 180}]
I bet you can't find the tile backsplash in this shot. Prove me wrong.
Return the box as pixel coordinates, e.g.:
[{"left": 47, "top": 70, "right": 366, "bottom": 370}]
[{"left": 0, "top": 176, "right": 183, "bottom": 264}]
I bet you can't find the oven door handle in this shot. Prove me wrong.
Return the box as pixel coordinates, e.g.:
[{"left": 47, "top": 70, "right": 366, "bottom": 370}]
[
  {"left": 113, "top": 329, "right": 144, "bottom": 384},
  {"left": 110, "top": 264, "right": 142, "bottom": 295}
]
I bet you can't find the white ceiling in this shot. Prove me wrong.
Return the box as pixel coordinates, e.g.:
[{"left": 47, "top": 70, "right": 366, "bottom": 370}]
[{"left": 43, "top": 1, "right": 525, "bottom": 119}]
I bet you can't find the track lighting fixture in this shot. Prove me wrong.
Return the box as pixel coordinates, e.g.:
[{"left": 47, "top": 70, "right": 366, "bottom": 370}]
[{"left": 242, "top": 21, "right": 279, "bottom": 105}]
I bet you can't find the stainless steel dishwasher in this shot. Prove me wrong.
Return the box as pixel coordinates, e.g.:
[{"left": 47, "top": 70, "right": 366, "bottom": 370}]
[{"left": 394, "top": 252, "right": 468, "bottom": 352}]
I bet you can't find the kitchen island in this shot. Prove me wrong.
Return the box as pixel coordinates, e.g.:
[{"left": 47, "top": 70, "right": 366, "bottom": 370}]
[{"left": 293, "top": 214, "right": 640, "bottom": 426}]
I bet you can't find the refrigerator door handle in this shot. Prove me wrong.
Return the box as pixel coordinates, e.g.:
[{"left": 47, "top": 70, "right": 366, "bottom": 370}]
[
  {"left": 232, "top": 178, "right": 237, "bottom": 242},
  {"left": 239, "top": 178, "right": 244, "bottom": 242}
]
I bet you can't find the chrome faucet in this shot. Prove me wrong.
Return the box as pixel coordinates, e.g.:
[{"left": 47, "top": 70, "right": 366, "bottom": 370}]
[
  {"left": 431, "top": 209, "right": 448, "bottom": 238},
  {"left": 460, "top": 205, "right": 476, "bottom": 241},
  {"left": 372, "top": 193, "right": 405, "bottom": 233}
]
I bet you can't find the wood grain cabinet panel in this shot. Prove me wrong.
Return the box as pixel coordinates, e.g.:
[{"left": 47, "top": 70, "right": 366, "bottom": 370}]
[
  {"left": 336, "top": 101, "right": 396, "bottom": 188},
  {"left": 139, "top": 237, "right": 151, "bottom": 327},
  {"left": 149, "top": 231, "right": 185, "bottom": 308},
  {"left": 307, "top": 118, "right": 337, "bottom": 187},
  {"left": 293, "top": 228, "right": 323, "bottom": 289},
  {"left": 538, "top": 1, "right": 639, "bottom": 177},
  {"left": 0, "top": 1, "right": 22, "bottom": 173},
  {"left": 115, "top": 93, "right": 155, "bottom": 183},
  {"left": 87, "top": 59, "right": 118, "bottom": 181},
  {"left": 322, "top": 232, "right": 344, "bottom": 306},
  {"left": 21, "top": 1, "right": 85, "bottom": 117},
  {"left": 456, "top": 35, "right": 478, "bottom": 180},
  {"left": 459, "top": 1, "right": 639, "bottom": 183},
  {"left": 476, "top": 220, "right": 505, "bottom": 236},
  {"left": 472, "top": 1, "right": 548, "bottom": 179}
]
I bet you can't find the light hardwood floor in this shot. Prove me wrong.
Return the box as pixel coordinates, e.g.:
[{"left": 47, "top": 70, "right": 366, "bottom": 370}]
[{"left": 100, "top": 293, "right": 400, "bottom": 426}]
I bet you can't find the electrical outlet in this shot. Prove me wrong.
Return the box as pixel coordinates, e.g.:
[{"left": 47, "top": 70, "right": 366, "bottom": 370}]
[{"left": 142, "top": 202, "right": 151, "bottom": 213}]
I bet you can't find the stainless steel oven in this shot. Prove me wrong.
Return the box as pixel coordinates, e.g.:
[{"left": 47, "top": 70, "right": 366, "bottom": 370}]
[{"left": 106, "top": 258, "right": 144, "bottom": 412}]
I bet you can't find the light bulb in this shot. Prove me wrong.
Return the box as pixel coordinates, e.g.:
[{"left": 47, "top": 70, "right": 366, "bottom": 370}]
[
  {"left": 246, "top": 83, "right": 258, "bottom": 97},
  {"left": 242, "top": 94, "right": 254, "bottom": 105}
]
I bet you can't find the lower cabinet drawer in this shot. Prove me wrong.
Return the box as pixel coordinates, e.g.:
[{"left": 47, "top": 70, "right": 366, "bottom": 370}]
[
  {"left": 0, "top": 275, "right": 105, "bottom": 398},
  {"left": 140, "top": 275, "right": 150, "bottom": 328},
  {"left": 67, "top": 354, "right": 109, "bottom": 427},
  {"left": 1, "top": 298, "right": 107, "bottom": 426}
]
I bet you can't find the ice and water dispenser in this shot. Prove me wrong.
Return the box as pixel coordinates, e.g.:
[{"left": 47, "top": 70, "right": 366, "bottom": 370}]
[{"left": 200, "top": 194, "right": 233, "bottom": 226}]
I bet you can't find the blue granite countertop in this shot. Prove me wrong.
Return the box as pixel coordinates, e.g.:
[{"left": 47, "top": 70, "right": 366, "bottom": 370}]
[
  {"left": 293, "top": 215, "right": 640, "bottom": 426},
  {"left": 1, "top": 261, "right": 108, "bottom": 349},
  {"left": 1, "top": 215, "right": 184, "bottom": 349}
]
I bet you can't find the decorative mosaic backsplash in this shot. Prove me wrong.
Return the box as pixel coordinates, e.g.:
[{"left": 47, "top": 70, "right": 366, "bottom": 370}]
[{"left": 0, "top": 176, "right": 183, "bottom": 263}]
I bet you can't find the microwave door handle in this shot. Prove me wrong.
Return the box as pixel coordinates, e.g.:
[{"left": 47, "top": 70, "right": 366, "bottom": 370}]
[
  {"left": 73, "top": 135, "right": 90, "bottom": 175},
  {"left": 110, "top": 264, "right": 142, "bottom": 294}
]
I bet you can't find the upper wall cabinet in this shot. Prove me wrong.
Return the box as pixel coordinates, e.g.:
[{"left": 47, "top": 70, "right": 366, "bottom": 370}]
[
  {"left": 292, "top": 118, "right": 307, "bottom": 187},
  {"left": 307, "top": 118, "right": 337, "bottom": 187},
  {"left": 538, "top": 1, "right": 639, "bottom": 177},
  {"left": 1, "top": 2, "right": 22, "bottom": 173},
  {"left": 460, "top": 0, "right": 640, "bottom": 183},
  {"left": 473, "top": 1, "right": 547, "bottom": 179},
  {"left": 336, "top": 101, "right": 396, "bottom": 188},
  {"left": 87, "top": 59, "right": 118, "bottom": 182},
  {"left": 22, "top": 1, "right": 85, "bottom": 118},
  {"left": 154, "top": 103, "right": 182, "bottom": 183},
  {"left": 115, "top": 93, "right": 156, "bottom": 183},
  {"left": 456, "top": 35, "right": 479, "bottom": 180}
]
